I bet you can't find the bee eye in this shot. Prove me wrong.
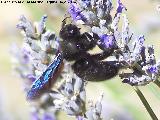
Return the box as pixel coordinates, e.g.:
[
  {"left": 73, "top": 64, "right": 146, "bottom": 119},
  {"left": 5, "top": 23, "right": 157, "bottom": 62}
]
[
  {"left": 69, "top": 29, "right": 74, "bottom": 34},
  {"left": 60, "top": 24, "right": 81, "bottom": 41}
]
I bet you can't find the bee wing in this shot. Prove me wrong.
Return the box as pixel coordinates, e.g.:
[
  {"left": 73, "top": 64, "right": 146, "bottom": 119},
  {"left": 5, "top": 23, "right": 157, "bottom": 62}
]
[{"left": 27, "top": 53, "right": 63, "bottom": 100}]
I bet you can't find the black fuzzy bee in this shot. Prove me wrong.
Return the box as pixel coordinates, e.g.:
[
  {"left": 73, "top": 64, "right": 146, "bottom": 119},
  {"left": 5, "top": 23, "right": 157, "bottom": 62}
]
[
  {"left": 59, "top": 24, "right": 97, "bottom": 60},
  {"left": 59, "top": 22, "right": 119, "bottom": 81},
  {"left": 27, "top": 20, "right": 119, "bottom": 100}
]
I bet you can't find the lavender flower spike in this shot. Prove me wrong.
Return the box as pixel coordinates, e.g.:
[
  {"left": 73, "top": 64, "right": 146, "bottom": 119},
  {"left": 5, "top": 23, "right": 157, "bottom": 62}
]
[
  {"left": 50, "top": 63, "right": 86, "bottom": 116},
  {"left": 68, "top": 3, "right": 87, "bottom": 22},
  {"left": 16, "top": 15, "right": 35, "bottom": 38}
]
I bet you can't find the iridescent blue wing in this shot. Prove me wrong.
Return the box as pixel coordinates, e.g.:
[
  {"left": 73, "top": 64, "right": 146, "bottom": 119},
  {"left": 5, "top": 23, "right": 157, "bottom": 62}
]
[{"left": 27, "top": 53, "right": 63, "bottom": 100}]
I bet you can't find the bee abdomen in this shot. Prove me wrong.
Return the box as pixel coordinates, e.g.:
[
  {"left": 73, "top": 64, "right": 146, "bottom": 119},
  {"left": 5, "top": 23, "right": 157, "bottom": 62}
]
[{"left": 72, "top": 57, "right": 118, "bottom": 81}]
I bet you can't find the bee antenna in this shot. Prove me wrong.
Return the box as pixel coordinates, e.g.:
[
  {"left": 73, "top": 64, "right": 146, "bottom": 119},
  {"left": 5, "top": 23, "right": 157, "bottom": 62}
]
[{"left": 62, "top": 14, "right": 71, "bottom": 27}]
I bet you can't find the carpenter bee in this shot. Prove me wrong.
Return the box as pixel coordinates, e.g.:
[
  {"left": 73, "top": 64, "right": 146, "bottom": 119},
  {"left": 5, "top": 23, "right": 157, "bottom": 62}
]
[
  {"left": 59, "top": 21, "right": 119, "bottom": 81},
  {"left": 27, "top": 19, "right": 119, "bottom": 100}
]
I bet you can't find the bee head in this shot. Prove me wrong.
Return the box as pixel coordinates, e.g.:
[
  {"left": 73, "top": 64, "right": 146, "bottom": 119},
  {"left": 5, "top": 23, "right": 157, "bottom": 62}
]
[{"left": 59, "top": 24, "right": 81, "bottom": 41}]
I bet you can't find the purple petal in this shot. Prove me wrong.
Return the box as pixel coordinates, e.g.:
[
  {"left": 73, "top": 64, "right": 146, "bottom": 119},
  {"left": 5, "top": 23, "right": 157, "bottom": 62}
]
[
  {"left": 31, "top": 112, "right": 39, "bottom": 120},
  {"left": 22, "top": 48, "right": 31, "bottom": 64},
  {"left": 99, "top": 34, "right": 115, "bottom": 48},
  {"left": 80, "top": 0, "right": 91, "bottom": 8},
  {"left": 148, "top": 45, "right": 154, "bottom": 55},
  {"left": 148, "top": 66, "right": 158, "bottom": 74},
  {"left": 117, "top": 0, "right": 127, "bottom": 13},
  {"left": 68, "top": 4, "right": 86, "bottom": 22},
  {"left": 42, "top": 113, "right": 56, "bottom": 120},
  {"left": 26, "top": 74, "right": 36, "bottom": 82},
  {"left": 77, "top": 116, "right": 84, "bottom": 120},
  {"left": 138, "top": 35, "right": 145, "bottom": 45}
]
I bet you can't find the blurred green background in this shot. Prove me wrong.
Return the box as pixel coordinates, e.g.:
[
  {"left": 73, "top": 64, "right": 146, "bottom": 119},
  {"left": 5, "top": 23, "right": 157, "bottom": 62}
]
[{"left": 0, "top": 0, "right": 160, "bottom": 120}]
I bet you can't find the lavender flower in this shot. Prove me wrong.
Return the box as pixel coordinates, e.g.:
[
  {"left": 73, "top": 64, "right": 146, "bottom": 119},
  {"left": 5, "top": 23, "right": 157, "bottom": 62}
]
[
  {"left": 68, "top": 3, "right": 87, "bottom": 22},
  {"left": 50, "top": 63, "right": 86, "bottom": 116},
  {"left": 68, "top": 0, "right": 114, "bottom": 27},
  {"left": 16, "top": 15, "right": 35, "bottom": 38},
  {"left": 10, "top": 43, "right": 34, "bottom": 91},
  {"left": 16, "top": 15, "right": 59, "bottom": 77},
  {"left": 30, "top": 106, "right": 56, "bottom": 120},
  {"left": 66, "top": 0, "right": 160, "bottom": 87},
  {"left": 76, "top": 93, "right": 103, "bottom": 120},
  {"left": 12, "top": 0, "right": 160, "bottom": 119},
  {"left": 85, "top": 94, "right": 103, "bottom": 120},
  {"left": 42, "top": 113, "right": 56, "bottom": 120},
  {"left": 14, "top": 15, "right": 59, "bottom": 120}
]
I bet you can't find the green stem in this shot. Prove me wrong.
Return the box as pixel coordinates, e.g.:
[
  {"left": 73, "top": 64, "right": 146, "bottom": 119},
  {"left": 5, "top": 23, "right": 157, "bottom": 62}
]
[
  {"left": 133, "top": 86, "right": 158, "bottom": 120},
  {"left": 154, "top": 80, "right": 160, "bottom": 88}
]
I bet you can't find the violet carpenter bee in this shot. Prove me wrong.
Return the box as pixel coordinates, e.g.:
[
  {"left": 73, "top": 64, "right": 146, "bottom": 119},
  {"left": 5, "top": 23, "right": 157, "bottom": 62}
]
[
  {"left": 59, "top": 22, "right": 119, "bottom": 81},
  {"left": 27, "top": 21, "right": 119, "bottom": 100}
]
